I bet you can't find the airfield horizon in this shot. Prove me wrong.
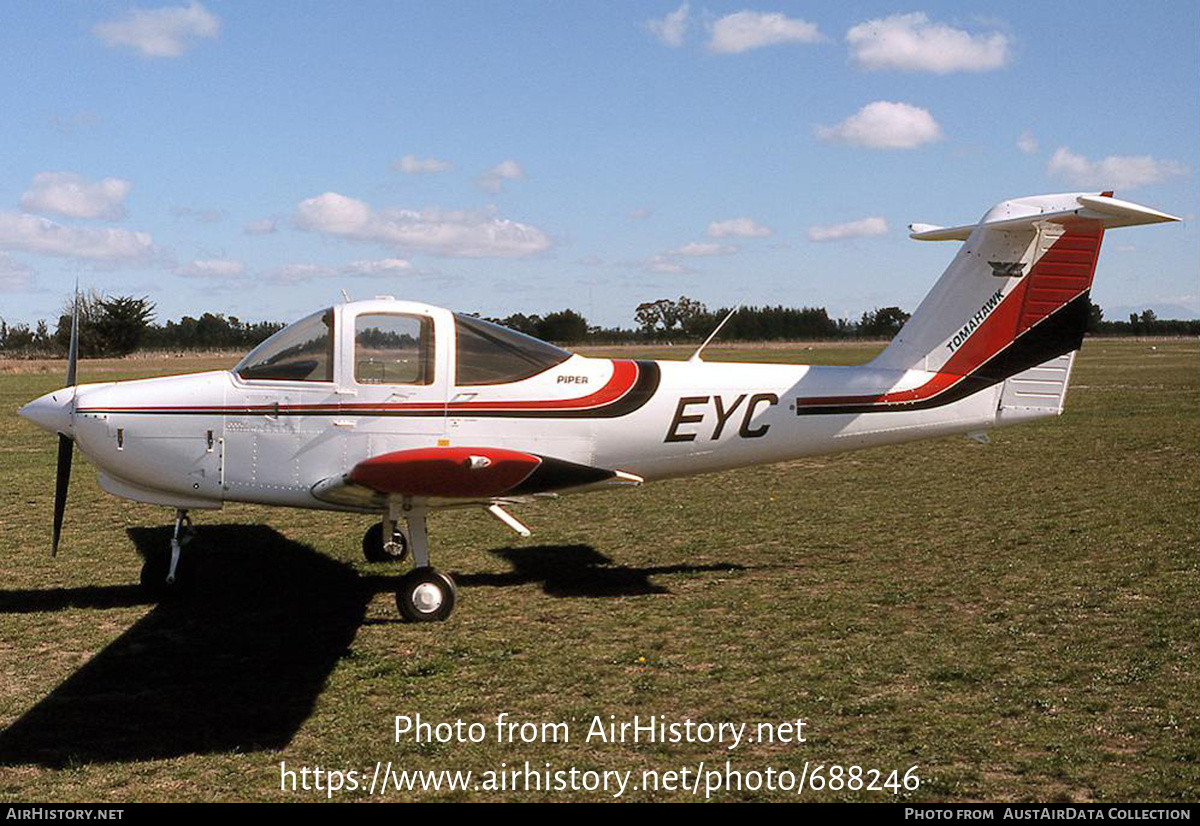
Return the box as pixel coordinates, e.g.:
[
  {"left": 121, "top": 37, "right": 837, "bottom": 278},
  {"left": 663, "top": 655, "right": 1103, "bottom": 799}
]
[{"left": 0, "top": 339, "right": 1195, "bottom": 802}]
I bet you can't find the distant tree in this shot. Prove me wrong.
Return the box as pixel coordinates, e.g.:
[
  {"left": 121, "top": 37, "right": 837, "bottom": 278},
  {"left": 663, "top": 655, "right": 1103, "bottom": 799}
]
[
  {"left": 496, "top": 313, "right": 541, "bottom": 337},
  {"left": 33, "top": 320, "right": 51, "bottom": 350},
  {"left": 675, "top": 296, "right": 708, "bottom": 335},
  {"left": 858, "top": 306, "right": 910, "bottom": 338},
  {"left": 93, "top": 295, "right": 156, "bottom": 356},
  {"left": 635, "top": 296, "right": 707, "bottom": 334},
  {"left": 535, "top": 309, "right": 589, "bottom": 343},
  {"left": 54, "top": 290, "right": 104, "bottom": 356},
  {"left": 1086, "top": 299, "right": 1104, "bottom": 333},
  {"left": 635, "top": 298, "right": 674, "bottom": 333},
  {"left": 2, "top": 322, "right": 35, "bottom": 351}
]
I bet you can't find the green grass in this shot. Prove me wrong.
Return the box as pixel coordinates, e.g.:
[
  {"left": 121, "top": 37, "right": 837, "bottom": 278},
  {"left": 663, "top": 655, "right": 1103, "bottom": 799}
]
[{"left": 0, "top": 339, "right": 1195, "bottom": 802}]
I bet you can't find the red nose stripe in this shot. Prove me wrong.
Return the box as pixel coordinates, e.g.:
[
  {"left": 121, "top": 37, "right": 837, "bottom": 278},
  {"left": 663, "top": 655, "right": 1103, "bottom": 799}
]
[{"left": 348, "top": 447, "right": 542, "bottom": 498}]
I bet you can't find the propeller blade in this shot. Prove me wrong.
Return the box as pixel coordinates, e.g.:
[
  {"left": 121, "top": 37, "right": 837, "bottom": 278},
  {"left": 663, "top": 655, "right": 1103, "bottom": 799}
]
[
  {"left": 65, "top": 286, "right": 79, "bottom": 388},
  {"left": 52, "top": 433, "right": 73, "bottom": 556},
  {"left": 51, "top": 286, "right": 80, "bottom": 556}
]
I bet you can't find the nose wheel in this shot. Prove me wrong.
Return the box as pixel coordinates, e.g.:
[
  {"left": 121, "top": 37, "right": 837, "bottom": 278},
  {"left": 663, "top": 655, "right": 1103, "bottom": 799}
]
[
  {"left": 387, "top": 503, "right": 456, "bottom": 622},
  {"left": 362, "top": 521, "right": 408, "bottom": 563}
]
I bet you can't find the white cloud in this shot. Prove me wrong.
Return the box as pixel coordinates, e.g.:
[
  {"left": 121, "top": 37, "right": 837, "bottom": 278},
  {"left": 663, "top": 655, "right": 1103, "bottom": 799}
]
[
  {"left": 667, "top": 242, "right": 737, "bottom": 257},
  {"left": 707, "top": 217, "right": 772, "bottom": 238},
  {"left": 0, "top": 212, "right": 154, "bottom": 263},
  {"left": 243, "top": 218, "right": 277, "bottom": 235},
  {"left": 478, "top": 159, "right": 526, "bottom": 193},
  {"left": 178, "top": 258, "right": 245, "bottom": 278},
  {"left": 92, "top": 1, "right": 220, "bottom": 58},
  {"left": 0, "top": 253, "right": 34, "bottom": 292},
  {"left": 708, "top": 11, "right": 822, "bottom": 54},
  {"left": 264, "top": 258, "right": 415, "bottom": 285},
  {"left": 393, "top": 154, "right": 453, "bottom": 174},
  {"left": 808, "top": 216, "right": 888, "bottom": 242},
  {"left": 20, "top": 172, "right": 133, "bottom": 220},
  {"left": 1046, "top": 147, "right": 1188, "bottom": 190},
  {"left": 647, "top": 2, "right": 690, "bottom": 48},
  {"left": 172, "top": 205, "right": 225, "bottom": 224},
  {"left": 816, "top": 101, "right": 943, "bottom": 150},
  {"left": 344, "top": 258, "right": 412, "bottom": 275},
  {"left": 267, "top": 263, "right": 336, "bottom": 284},
  {"left": 1017, "top": 131, "right": 1039, "bottom": 154},
  {"left": 295, "top": 192, "right": 551, "bottom": 258},
  {"left": 846, "top": 12, "right": 1009, "bottom": 74},
  {"left": 642, "top": 256, "right": 695, "bottom": 275}
]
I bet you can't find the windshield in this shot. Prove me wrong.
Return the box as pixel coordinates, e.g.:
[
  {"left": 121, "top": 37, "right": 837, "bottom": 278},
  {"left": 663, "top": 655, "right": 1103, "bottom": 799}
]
[
  {"left": 234, "top": 308, "right": 334, "bottom": 382},
  {"left": 454, "top": 313, "right": 571, "bottom": 385}
]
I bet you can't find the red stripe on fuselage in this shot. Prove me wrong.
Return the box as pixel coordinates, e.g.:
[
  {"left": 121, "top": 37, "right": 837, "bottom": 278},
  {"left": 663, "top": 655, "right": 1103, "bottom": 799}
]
[{"left": 77, "top": 359, "right": 639, "bottom": 415}]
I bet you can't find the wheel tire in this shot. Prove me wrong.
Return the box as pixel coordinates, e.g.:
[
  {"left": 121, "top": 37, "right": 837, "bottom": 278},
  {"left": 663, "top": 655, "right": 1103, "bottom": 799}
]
[
  {"left": 363, "top": 522, "right": 408, "bottom": 563},
  {"left": 395, "top": 567, "right": 457, "bottom": 622}
]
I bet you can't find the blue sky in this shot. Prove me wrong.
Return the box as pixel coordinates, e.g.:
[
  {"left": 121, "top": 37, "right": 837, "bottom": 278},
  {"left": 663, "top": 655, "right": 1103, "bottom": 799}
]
[{"left": 0, "top": 1, "right": 1196, "bottom": 330}]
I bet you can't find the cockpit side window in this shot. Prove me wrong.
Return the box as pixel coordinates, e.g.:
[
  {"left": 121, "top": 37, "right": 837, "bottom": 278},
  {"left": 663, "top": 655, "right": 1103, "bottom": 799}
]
[
  {"left": 454, "top": 313, "right": 571, "bottom": 386},
  {"left": 354, "top": 314, "right": 434, "bottom": 385},
  {"left": 234, "top": 308, "right": 334, "bottom": 382}
]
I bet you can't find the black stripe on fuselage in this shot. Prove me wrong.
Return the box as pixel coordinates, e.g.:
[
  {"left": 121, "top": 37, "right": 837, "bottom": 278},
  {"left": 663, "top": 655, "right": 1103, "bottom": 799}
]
[{"left": 795, "top": 292, "right": 1090, "bottom": 416}]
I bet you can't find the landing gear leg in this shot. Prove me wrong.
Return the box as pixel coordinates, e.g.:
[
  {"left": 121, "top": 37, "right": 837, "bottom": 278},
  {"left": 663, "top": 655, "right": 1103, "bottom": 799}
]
[
  {"left": 393, "top": 501, "right": 457, "bottom": 622},
  {"left": 167, "top": 509, "right": 193, "bottom": 584},
  {"left": 140, "top": 508, "right": 194, "bottom": 598}
]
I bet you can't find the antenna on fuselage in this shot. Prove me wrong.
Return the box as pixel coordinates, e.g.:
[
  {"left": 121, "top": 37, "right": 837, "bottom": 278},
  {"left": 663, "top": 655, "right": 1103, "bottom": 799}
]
[
  {"left": 688, "top": 304, "right": 740, "bottom": 363},
  {"left": 340, "top": 289, "right": 351, "bottom": 303}
]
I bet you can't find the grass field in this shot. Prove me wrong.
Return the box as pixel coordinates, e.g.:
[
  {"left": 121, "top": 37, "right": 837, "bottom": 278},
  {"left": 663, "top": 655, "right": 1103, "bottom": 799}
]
[{"left": 0, "top": 339, "right": 1195, "bottom": 802}]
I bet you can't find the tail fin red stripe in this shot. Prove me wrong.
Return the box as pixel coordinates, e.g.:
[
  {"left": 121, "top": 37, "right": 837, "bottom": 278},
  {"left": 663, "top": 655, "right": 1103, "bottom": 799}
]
[
  {"left": 797, "top": 227, "right": 1103, "bottom": 411},
  {"left": 1017, "top": 228, "right": 1103, "bottom": 332}
]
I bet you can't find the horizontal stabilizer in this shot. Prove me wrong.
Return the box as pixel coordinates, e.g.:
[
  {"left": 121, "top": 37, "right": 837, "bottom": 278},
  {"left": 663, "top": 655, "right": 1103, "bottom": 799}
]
[{"left": 910, "top": 193, "right": 1179, "bottom": 241}]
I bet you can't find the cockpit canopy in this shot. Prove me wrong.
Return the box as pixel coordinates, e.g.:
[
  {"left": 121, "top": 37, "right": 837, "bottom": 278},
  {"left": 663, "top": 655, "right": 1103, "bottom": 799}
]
[
  {"left": 233, "top": 304, "right": 571, "bottom": 386},
  {"left": 234, "top": 308, "right": 334, "bottom": 382}
]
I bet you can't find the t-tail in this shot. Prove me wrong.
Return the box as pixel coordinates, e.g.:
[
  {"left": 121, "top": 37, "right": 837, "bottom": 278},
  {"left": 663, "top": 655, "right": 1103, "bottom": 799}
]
[{"left": 797, "top": 192, "right": 1178, "bottom": 429}]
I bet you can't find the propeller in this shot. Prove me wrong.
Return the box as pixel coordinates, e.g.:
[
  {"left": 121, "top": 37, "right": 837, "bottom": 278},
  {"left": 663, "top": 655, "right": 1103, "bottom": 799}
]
[{"left": 51, "top": 288, "right": 80, "bottom": 556}]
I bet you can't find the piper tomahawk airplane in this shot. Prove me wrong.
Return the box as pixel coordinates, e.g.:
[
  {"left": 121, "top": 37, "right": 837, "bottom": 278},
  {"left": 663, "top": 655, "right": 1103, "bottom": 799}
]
[{"left": 19, "top": 191, "right": 1178, "bottom": 621}]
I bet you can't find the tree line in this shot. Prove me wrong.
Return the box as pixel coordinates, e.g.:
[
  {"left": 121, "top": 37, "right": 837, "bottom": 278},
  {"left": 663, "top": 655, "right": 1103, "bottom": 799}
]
[
  {"left": 0, "top": 292, "right": 283, "bottom": 357},
  {"left": 0, "top": 292, "right": 1195, "bottom": 357},
  {"left": 490, "top": 299, "right": 912, "bottom": 343}
]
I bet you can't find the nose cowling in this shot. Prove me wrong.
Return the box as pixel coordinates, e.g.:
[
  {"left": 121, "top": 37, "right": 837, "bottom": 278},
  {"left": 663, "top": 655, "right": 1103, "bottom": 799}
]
[{"left": 17, "top": 389, "right": 74, "bottom": 437}]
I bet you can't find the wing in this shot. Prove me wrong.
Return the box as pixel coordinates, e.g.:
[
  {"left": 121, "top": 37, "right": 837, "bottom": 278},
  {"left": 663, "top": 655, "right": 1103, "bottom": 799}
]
[{"left": 310, "top": 446, "right": 642, "bottom": 511}]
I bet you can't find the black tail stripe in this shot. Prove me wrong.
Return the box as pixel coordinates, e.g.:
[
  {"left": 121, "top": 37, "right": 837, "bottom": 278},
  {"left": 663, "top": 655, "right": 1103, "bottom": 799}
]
[{"left": 796, "top": 292, "right": 1089, "bottom": 416}]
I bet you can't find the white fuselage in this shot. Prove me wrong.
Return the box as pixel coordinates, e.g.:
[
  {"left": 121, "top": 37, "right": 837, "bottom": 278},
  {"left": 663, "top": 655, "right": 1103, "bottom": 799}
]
[{"left": 61, "top": 352, "right": 1005, "bottom": 513}]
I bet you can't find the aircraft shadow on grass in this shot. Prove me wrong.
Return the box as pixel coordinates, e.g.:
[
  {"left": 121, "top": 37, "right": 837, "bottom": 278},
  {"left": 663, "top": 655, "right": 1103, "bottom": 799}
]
[
  {"left": 453, "top": 544, "right": 745, "bottom": 598},
  {"left": 0, "top": 525, "right": 743, "bottom": 767}
]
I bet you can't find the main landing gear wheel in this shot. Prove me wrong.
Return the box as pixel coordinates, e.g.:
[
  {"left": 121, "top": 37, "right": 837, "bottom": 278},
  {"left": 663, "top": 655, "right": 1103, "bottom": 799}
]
[
  {"left": 388, "top": 503, "right": 458, "bottom": 622},
  {"left": 395, "top": 567, "right": 457, "bottom": 623},
  {"left": 362, "top": 521, "right": 408, "bottom": 563}
]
